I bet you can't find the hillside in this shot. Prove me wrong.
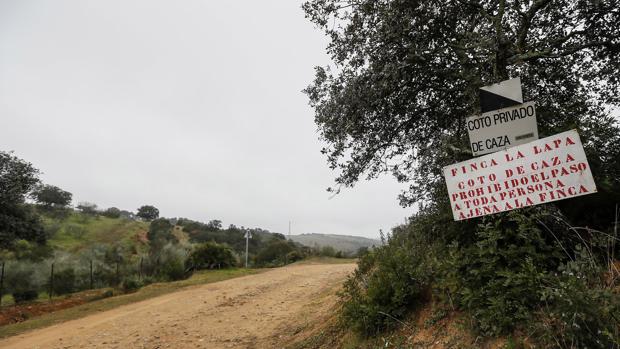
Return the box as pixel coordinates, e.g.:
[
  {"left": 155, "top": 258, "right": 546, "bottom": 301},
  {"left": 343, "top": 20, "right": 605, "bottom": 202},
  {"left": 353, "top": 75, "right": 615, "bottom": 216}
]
[
  {"left": 289, "top": 233, "right": 380, "bottom": 254},
  {"left": 43, "top": 212, "right": 150, "bottom": 253},
  {"left": 41, "top": 211, "right": 288, "bottom": 258}
]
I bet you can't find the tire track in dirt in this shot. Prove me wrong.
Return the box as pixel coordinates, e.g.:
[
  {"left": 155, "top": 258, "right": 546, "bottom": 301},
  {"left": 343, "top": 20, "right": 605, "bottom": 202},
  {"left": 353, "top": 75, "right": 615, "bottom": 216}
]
[{"left": 0, "top": 262, "right": 355, "bottom": 349}]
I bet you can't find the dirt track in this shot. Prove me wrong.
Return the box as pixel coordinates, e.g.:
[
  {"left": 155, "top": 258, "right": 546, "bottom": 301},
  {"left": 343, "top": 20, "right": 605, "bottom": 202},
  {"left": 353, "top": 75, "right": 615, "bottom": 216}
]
[{"left": 0, "top": 262, "right": 355, "bottom": 349}]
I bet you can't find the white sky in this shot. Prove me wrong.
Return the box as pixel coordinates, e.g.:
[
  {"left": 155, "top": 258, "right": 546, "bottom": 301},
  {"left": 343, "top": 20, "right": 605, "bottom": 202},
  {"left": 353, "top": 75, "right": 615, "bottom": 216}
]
[{"left": 0, "top": 0, "right": 411, "bottom": 239}]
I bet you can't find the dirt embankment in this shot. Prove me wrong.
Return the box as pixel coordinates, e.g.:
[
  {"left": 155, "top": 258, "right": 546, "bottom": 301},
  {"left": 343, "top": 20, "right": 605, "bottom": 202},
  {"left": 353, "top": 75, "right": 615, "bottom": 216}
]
[{"left": 0, "top": 262, "right": 355, "bottom": 349}]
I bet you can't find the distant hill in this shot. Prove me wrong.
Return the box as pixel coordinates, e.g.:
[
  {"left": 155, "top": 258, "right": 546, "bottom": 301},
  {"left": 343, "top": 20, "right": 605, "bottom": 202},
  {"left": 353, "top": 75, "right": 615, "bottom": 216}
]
[{"left": 289, "top": 233, "right": 381, "bottom": 254}]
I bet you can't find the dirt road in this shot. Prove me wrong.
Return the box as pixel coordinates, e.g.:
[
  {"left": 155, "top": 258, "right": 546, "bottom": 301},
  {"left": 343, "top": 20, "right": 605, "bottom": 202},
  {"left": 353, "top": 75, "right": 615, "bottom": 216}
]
[{"left": 0, "top": 262, "right": 355, "bottom": 349}]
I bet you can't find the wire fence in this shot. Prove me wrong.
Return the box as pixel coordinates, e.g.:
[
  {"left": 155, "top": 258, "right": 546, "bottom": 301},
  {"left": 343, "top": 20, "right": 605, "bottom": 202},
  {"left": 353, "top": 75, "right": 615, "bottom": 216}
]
[{"left": 0, "top": 253, "right": 188, "bottom": 307}]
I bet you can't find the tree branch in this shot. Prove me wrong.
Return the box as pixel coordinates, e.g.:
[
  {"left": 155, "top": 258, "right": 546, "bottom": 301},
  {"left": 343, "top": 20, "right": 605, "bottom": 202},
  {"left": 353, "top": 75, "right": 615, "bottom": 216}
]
[
  {"left": 508, "top": 39, "right": 616, "bottom": 63},
  {"left": 516, "top": 0, "right": 553, "bottom": 51}
]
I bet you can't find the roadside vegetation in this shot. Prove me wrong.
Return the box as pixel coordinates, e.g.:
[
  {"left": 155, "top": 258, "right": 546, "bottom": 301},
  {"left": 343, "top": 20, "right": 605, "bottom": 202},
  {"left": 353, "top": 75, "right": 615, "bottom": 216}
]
[{"left": 302, "top": 0, "right": 620, "bottom": 348}]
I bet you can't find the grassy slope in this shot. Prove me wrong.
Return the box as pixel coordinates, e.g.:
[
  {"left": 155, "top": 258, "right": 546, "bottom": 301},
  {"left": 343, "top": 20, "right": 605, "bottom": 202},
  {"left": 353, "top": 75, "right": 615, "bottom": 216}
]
[
  {"left": 0, "top": 268, "right": 260, "bottom": 339},
  {"left": 43, "top": 212, "right": 149, "bottom": 252}
]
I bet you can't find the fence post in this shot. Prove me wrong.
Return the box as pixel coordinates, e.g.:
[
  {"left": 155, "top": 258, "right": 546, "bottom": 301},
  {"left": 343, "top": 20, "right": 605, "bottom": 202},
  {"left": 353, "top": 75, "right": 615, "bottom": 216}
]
[
  {"left": 90, "top": 259, "right": 94, "bottom": 289},
  {"left": 156, "top": 256, "right": 160, "bottom": 276},
  {"left": 49, "top": 263, "right": 54, "bottom": 301},
  {"left": 0, "top": 261, "right": 5, "bottom": 307}
]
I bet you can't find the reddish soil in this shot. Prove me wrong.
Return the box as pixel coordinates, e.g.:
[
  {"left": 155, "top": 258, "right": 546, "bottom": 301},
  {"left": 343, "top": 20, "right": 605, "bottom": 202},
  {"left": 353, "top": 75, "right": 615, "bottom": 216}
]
[{"left": 0, "top": 289, "right": 108, "bottom": 326}]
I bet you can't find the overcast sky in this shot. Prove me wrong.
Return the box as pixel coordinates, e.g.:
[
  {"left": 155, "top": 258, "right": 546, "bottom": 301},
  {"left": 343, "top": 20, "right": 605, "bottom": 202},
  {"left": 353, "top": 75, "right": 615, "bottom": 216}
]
[{"left": 0, "top": 1, "right": 411, "bottom": 239}]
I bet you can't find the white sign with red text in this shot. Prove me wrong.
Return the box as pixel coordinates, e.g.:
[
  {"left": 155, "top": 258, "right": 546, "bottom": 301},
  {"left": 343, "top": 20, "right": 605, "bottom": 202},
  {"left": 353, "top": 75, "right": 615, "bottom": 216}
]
[{"left": 443, "top": 130, "right": 596, "bottom": 221}]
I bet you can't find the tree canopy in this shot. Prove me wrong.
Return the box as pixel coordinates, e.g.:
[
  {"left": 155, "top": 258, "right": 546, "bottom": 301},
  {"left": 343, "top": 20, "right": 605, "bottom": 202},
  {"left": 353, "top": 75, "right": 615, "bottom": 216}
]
[
  {"left": 32, "top": 184, "right": 72, "bottom": 209},
  {"left": 147, "top": 218, "right": 176, "bottom": 252},
  {"left": 0, "top": 151, "right": 46, "bottom": 249},
  {"left": 137, "top": 205, "right": 159, "bottom": 220},
  {"left": 303, "top": 0, "right": 620, "bottom": 220}
]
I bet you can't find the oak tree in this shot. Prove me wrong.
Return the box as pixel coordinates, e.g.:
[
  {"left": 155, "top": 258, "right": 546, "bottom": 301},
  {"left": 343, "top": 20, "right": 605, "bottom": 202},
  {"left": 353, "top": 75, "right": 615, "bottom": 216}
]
[{"left": 303, "top": 0, "right": 620, "bottom": 225}]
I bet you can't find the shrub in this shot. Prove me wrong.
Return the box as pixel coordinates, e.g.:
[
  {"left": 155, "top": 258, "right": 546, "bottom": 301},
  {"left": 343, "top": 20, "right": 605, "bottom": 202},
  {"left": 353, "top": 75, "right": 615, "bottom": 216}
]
[
  {"left": 319, "top": 245, "right": 336, "bottom": 257},
  {"left": 13, "top": 290, "right": 38, "bottom": 303},
  {"left": 286, "top": 250, "right": 303, "bottom": 263},
  {"left": 444, "top": 212, "right": 555, "bottom": 335},
  {"left": 533, "top": 256, "right": 620, "bottom": 348},
  {"left": 187, "top": 242, "right": 236, "bottom": 270},
  {"left": 255, "top": 239, "right": 294, "bottom": 266},
  {"left": 5, "top": 265, "right": 40, "bottom": 303},
  {"left": 102, "top": 207, "right": 121, "bottom": 218},
  {"left": 158, "top": 259, "right": 187, "bottom": 281},
  {"left": 443, "top": 209, "right": 620, "bottom": 341},
  {"left": 341, "top": 226, "right": 436, "bottom": 335},
  {"left": 339, "top": 206, "right": 620, "bottom": 347},
  {"left": 121, "top": 276, "right": 144, "bottom": 292},
  {"left": 51, "top": 267, "right": 76, "bottom": 295}
]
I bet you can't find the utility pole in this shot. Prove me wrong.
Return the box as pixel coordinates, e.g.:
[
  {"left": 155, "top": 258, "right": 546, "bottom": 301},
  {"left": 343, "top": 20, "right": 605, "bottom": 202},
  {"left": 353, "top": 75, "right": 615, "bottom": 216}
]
[{"left": 244, "top": 230, "right": 252, "bottom": 268}]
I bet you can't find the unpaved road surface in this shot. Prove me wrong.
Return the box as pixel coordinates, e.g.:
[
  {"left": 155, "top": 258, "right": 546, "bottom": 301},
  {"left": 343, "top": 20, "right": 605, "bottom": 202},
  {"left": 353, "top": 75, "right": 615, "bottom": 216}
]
[{"left": 0, "top": 263, "right": 355, "bottom": 349}]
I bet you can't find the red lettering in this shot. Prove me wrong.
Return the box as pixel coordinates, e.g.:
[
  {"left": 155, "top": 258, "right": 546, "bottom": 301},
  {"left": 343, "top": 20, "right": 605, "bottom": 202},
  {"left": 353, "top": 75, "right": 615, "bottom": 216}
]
[{"left": 539, "top": 192, "right": 547, "bottom": 202}]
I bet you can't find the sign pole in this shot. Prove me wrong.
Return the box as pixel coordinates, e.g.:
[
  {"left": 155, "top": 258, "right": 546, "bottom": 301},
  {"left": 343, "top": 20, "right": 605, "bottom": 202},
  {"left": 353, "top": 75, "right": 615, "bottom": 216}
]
[{"left": 245, "top": 231, "right": 249, "bottom": 268}]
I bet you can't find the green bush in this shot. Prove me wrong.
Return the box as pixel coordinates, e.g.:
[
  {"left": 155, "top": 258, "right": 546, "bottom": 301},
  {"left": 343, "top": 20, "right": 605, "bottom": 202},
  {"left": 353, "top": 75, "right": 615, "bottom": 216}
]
[
  {"left": 444, "top": 211, "right": 556, "bottom": 335},
  {"left": 341, "top": 226, "right": 436, "bottom": 335},
  {"left": 255, "top": 239, "right": 296, "bottom": 266},
  {"left": 286, "top": 250, "right": 303, "bottom": 263},
  {"left": 5, "top": 264, "right": 40, "bottom": 303},
  {"left": 187, "top": 241, "right": 236, "bottom": 270},
  {"left": 339, "top": 207, "right": 620, "bottom": 347},
  {"left": 51, "top": 267, "right": 76, "bottom": 295},
  {"left": 158, "top": 259, "right": 188, "bottom": 281},
  {"left": 121, "top": 276, "right": 144, "bottom": 292},
  {"left": 13, "top": 290, "right": 38, "bottom": 303},
  {"left": 443, "top": 209, "right": 620, "bottom": 342},
  {"left": 532, "top": 256, "right": 620, "bottom": 348},
  {"left": 102, "top": 207, "right": 121, "bottom": 218}
]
